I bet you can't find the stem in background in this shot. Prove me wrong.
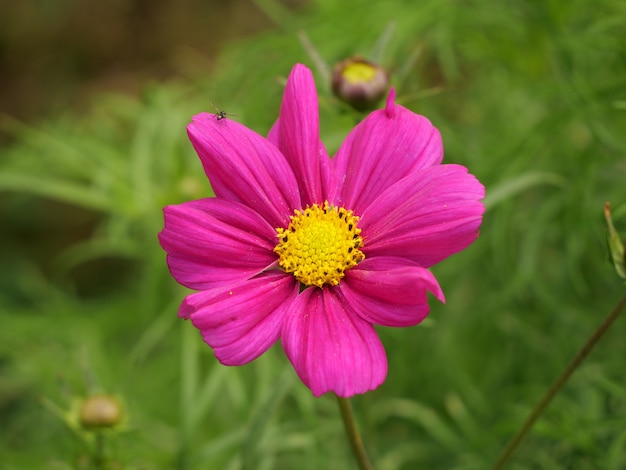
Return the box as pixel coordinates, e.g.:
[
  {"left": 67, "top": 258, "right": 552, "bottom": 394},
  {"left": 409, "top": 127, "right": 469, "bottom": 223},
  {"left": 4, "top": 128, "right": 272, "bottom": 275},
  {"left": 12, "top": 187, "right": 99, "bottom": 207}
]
[
  {"left": 493, "top": 292, "right": 626, "bottom": 470},
  {"left": 335, "top": 395, "right": 374, "bottom": 470},
  {"left": 93, "top": 432, "right": 105, "bottom": 469}
]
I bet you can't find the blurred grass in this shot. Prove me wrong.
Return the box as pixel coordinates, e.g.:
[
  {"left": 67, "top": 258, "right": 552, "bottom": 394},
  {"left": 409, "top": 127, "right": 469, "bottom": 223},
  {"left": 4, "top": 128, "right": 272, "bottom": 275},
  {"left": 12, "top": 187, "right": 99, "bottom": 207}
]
[{"left": 1, "top": 0, "right": 626, "bottom": 468}]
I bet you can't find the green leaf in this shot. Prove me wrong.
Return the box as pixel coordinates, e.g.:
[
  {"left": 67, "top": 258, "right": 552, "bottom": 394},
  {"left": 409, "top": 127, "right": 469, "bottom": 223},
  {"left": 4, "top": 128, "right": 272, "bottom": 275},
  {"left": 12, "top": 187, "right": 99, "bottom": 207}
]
[{"left": 604, "top": 202, "right": 626, "bottom": 280}]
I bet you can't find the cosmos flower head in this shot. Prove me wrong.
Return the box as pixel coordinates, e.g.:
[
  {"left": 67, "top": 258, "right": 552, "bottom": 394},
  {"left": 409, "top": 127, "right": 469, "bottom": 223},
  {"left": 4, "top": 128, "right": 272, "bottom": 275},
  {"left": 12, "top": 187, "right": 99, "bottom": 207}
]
[{"left": 159, "top": 64, "right": 485, "bottom": 397}]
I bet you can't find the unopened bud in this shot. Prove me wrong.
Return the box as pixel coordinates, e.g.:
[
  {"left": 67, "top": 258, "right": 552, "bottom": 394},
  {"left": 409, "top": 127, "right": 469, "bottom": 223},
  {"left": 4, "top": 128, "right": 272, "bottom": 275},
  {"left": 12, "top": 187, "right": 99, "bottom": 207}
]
[
  {"left": 79, "top": 394, "right": 123, "bottom": 429},
  {"left": 332, "top": 57, "right": 389, "bottom": 111}
]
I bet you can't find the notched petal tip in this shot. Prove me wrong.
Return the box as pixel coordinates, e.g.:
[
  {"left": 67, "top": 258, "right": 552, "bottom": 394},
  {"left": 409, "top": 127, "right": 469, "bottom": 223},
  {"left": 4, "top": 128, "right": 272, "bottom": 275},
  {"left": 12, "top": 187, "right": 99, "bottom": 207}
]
[
  {"left": 177, "top": 296, "right": 194, "bottom": 319},
  {"left": 385, "top": 87, "right": 397, "bottom": 118},
  {"left": 286, "top": 63, "right": 316, "bottom": 97},
  {"left": 180, "top": 274, "right": 298, "bottom": 366},
  {"left": 282, "top": 288, "right": 388, "bottom": 397},
  {"left": 341, "top": 258, "right": 445, "bottom": 327},
  {"left": 292, "top": 62, "right": 310, "bottom": 74},
  {"left": 188, "top": 112, "right": 218, "bottom": 131}
]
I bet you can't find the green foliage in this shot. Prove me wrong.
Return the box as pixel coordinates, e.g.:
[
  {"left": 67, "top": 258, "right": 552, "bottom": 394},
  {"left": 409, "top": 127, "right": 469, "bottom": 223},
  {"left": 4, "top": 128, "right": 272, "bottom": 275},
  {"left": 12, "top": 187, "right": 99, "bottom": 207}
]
[{"left": 1, "top": 0, "right": 626, "bottom": 468}]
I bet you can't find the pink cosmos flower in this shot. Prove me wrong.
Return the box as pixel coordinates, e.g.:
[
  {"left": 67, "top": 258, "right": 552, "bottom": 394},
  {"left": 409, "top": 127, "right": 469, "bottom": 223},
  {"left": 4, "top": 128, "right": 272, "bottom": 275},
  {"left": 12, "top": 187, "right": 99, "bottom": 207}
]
[{"left": 159, "top": 64, "right": 485, "bottom": 397}]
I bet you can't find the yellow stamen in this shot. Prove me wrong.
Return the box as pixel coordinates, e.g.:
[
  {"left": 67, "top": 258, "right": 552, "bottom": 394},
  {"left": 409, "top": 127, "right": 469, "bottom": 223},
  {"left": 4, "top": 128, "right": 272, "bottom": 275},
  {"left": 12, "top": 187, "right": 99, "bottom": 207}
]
[{"left": 274, "top": 202, "right": 365, "bottom": 288}]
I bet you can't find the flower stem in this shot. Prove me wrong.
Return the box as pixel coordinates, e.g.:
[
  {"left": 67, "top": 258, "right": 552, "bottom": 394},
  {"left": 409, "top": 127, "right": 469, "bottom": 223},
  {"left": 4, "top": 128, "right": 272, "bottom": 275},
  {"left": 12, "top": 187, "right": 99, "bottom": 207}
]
[
  {"left": 93, "top": 431, "right": 105, "bottom": 469},
  {"left": 493, "top": 292, "right": 626, "bottom": 470},
  {"left": 335, "top": 395, "right": 374, "bottom": 470}
]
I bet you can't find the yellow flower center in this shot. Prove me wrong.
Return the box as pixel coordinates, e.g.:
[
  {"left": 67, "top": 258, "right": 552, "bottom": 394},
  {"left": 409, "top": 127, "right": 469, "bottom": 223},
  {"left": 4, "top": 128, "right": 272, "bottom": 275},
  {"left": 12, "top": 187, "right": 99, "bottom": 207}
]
[
  {"left": 342, "top": 61, "right": 377, "bottom": 84},
  {"left": 274, "top": 201, "right": 365, "bottom": 288}
]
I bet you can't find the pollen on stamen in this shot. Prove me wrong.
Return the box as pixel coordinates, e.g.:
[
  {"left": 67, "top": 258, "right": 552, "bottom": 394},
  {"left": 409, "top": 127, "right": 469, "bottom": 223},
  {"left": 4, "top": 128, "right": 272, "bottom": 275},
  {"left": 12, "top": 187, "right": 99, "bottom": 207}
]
[{"left": 274, "top": 201, "right": 365, "bottom": 288}]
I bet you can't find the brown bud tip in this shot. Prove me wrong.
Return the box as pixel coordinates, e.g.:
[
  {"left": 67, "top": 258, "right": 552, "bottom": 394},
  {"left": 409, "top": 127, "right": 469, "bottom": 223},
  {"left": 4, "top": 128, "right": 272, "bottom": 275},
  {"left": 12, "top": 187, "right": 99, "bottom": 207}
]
[
  {"left": 79, "top": 395, "right": 123, "bottom": 429},
  {"left": 332, "top": 56, "right": 389, "bottom": 111}
]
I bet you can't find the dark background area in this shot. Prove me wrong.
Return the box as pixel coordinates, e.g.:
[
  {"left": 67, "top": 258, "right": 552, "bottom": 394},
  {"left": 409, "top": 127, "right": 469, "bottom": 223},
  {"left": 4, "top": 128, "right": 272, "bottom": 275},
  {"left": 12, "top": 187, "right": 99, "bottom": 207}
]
[
  {"left": 0, "top": 0, "right": 303, "bottom": 122},
  {"left": 0, "top": 0, "right": 303, "bottom": 297}
]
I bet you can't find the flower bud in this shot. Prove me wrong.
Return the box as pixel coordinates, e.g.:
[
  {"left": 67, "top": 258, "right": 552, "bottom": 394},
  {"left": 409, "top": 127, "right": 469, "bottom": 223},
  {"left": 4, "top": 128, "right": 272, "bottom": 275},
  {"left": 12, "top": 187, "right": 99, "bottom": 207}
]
[
  {"left": 79, "top": 394, "right": 123, "bottom": 429},
  {"left": 331, "top": 56, "right": 389, "bottom": 111}
]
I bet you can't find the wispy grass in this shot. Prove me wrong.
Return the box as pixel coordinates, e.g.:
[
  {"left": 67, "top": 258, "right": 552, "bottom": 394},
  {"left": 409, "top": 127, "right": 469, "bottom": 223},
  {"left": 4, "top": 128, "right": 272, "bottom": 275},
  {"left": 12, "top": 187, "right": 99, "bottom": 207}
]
[{"left": 1, "top": 0, "right": 625, "bottom": 468}]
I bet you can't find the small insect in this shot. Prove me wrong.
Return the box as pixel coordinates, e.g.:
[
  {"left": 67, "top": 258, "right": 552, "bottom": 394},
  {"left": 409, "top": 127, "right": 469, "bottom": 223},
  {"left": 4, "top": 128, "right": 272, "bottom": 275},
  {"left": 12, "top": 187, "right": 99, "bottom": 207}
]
[{"left": 211, "top": 101, "right": 235, "bottom": 121}]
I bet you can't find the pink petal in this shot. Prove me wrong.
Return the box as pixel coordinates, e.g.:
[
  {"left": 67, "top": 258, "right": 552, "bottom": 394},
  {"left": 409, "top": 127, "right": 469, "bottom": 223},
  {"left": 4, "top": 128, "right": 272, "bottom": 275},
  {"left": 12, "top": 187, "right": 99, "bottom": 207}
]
[
  {"left": 332, "top": 88, "right": 443, "bottom": 214},
  {"left": 187, "top": 113, "right": 301, "bottom": 228},
  {"left": 360, "top": 164, "right": 485, "bottom": 267},
  {"left": 268, "top": 64, "right": 334, "bottom": 206},
  {"left": 339, "top": 257, "right": 444, "bottom": 327},
  {"left": 281, "top": 287, "right": 387, "bottom": 397},
  {"left": 159, "top": 198, "right": 278, "bottom": 290},
  {"left": 181, "top": 272, "right": 299, "bottom": 365}
]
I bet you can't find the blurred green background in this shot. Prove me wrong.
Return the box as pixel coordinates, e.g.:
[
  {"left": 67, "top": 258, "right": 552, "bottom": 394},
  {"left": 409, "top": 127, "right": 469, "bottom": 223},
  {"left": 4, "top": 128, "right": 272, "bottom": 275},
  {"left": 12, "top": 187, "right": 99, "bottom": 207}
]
[{"left": 1, "top": 0, "right": 625, "bottom": 469}]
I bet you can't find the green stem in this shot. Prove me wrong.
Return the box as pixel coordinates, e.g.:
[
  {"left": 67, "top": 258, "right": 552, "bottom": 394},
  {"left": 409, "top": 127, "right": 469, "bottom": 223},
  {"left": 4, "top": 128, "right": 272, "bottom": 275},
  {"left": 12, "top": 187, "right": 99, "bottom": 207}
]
[
  {"left": 493, "top": 292, "right": 626, "bottom": 470},
  {"left": 178, "top": 323, "right": 198, "bottom": 470},
  {"left": 336, "top": 395, "right": 374, "bottom": 470},
  {"left": 93, "top": 431, "right": 105, "bottom": 469}
]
